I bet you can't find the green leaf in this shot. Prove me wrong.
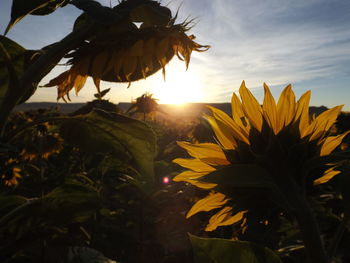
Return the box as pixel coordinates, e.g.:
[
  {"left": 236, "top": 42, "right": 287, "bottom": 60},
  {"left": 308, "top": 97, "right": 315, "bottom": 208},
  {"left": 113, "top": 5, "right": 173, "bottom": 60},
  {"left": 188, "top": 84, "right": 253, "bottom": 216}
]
[
  {"left": 0, "top": 182, "right": 99, "bottom": 246},
  {"left": 0, "top": 36, "right": 24, "bottom": 106},
  {"left": 67, "top": 247, "right": 118, "bottom": 263},
  {"left": 59, "top": 109, "right": 156, "bottom": 182},
  {"left": 94, "top": 88, "right": 111, "bottom": 99},
  {"left": 0, "top": 36, "right": 38, "bottom": 107},
  {"left": 0, "top": 36, "right": 40, "bottom": 132},
  {"left": 5, "top": 0, "right": 69, "bottom": 34},
  {"left": 0, "top": 195, "right": 27, "bottom": 212},
  {"left": 189, "top": 234, "right": 282, "bottom": 263},
  {"left": 337, "top": 162, "right": 350, "bottom": 218}
]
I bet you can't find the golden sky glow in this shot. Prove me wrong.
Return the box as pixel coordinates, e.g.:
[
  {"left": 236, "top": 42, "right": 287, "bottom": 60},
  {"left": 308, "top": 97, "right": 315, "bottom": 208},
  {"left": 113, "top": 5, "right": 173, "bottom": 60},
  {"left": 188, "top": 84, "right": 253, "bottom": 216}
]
[
  {"left": 2, "top": 0, "right": 350, "bottom": 109},
  {"left": 153, "top": 62, "right": 205, "bottom": 104}
]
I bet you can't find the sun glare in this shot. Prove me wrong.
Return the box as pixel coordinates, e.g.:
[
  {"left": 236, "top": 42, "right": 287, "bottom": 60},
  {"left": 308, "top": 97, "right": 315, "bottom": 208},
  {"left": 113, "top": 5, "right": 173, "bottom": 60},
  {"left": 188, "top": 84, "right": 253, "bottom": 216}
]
[{"left": 152, "top": 63, "right": 204, "bottom": 104}]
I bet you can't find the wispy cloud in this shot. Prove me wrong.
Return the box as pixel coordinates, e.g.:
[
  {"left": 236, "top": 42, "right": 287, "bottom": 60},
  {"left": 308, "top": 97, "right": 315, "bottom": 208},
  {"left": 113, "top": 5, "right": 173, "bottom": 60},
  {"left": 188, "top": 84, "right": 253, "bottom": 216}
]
[
  {"left": 167, "top": 0, "right": 350, "bottom": 105},
  {"left": 1, "top": 0, "right": 350, "bottom": 108}
]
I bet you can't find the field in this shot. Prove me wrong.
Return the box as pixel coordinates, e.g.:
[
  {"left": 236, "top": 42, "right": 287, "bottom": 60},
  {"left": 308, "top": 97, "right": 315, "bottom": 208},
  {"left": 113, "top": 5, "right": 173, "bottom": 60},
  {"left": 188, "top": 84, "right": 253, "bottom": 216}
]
[{"left": 1, "top": 0, "right": 350, "bottom": 262}]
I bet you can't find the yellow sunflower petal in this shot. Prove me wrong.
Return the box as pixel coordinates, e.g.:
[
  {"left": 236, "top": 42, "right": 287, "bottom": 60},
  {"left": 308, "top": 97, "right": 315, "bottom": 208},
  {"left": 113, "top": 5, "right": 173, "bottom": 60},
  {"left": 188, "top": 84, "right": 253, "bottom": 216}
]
[
  {"left": 231, "top": 93, "right": 247, "bottom": 130},
  {"left": 129, "top": 39, "right": 144, "bottom": 57},
  {"left": 156, "top": 37, "right": 170, "bottom": 61},
  {"left": 320, "top": 131, "right": 350, "bottom": 156},
  {"left": 204, "top": 114, "right": 236, "bottom": 149},
  {"left": 144, "top": 38, "right": 155, "bottom": 55},
  {"left": 185, "top": 179, "right": 217, "bottom": 189},
  {"left": 104, "top": 51, "right": 119, "bottom": 75},
  {"left": 43, "top": 70, "right": 70, "bottom": 87},
  {"left": 295, "top": 90, "right": 311, "bottom": 137},
  {"left": 218, "top": 210, "right": 247, "bottom": 227},
  {"left": 186, "top": 192, "right": 228, "bottom": 218},
  {"left": 207, "top": 105, "right": 249, "bottom": 144},
  {"left": 307, "top": 105, "right": 343, "bottom": 141},
  {"left": 93, "top": 78, "right": 101, "bottom": 93},
  {"left": 277, "top": 84, "right": 296, "bottom": 129},
  {"left": 123, "top": 55, "right": 138, "bottom": 81},
  {"left": 73, "top": 75, "right": 88, "bottom": 95},
  {"left": 262, "top": 83, "right": 278, "bottom": 134},
  {"left": 114, "top": 53, "right": 124, "bottom": 80},
  {"left": 173, "top": 158, "right": 215, "bottom": 172},
  {"left": 13, "top": 167, "right": 21, "bottom": 173},
  {"left": 314, "top": 167, "right": 340, "bottom": 185},
  {"left": 91, "top": 51, "right": 109, "bottom": 78},
  {"left": 176, "top": 141, "right": 229, "bottom": 165},
  {"left": 205, "top": 207, "right": 246, "bottom": 231},
  {"left": 172, "top": 170, "right": 208, "bottom": 182},
  {"left": 239, "top": 81, "right": 263, "bottom": 131}
]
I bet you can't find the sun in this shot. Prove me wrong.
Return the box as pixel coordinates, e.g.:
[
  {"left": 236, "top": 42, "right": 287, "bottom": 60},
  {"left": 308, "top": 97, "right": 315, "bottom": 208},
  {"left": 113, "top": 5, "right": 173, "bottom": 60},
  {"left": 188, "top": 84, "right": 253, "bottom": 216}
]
[{"left": 152, "top": 62, "right": 204, "bottom": 104}]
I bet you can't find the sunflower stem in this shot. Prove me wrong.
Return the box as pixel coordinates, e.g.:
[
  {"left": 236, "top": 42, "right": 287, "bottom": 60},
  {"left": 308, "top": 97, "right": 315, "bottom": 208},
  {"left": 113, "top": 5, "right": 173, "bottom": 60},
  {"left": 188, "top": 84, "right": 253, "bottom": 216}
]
[
  {"left": 293, "top": 194, "right": 328, "bottom": 263},
  {"left": 278, "top": 177, "right": 328, "bottom": 263},
  {"left": 327, "top": 215, "right": 349, "bottom": 259}
]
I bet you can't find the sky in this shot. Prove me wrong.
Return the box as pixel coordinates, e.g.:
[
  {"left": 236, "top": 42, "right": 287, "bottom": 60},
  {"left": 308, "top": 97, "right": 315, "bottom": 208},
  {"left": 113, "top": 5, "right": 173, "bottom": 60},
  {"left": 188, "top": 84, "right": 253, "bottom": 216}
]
[{"left": 1, "top": 0, "right": 350, "bottom": 109}]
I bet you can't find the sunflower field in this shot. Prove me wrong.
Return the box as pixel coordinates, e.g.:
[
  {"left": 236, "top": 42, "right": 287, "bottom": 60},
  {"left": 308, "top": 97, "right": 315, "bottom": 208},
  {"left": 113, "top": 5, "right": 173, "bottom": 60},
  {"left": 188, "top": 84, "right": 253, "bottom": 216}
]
[{"left": 1, "top": 1, "right": 350, "bottom": 263}]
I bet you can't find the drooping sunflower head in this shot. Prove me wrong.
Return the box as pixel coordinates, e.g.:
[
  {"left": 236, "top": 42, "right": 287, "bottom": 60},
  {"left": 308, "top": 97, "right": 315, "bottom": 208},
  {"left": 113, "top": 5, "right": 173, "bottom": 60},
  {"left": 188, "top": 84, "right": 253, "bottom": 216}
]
[
  {"left": 127, "top": 92, "right": 158, "bottom": 115},
  {"left": 44, "top": 0, "right": 209, "bottom": 101},
  {"left": 173, "top": 81, "right": 349, "bottom": 231}
]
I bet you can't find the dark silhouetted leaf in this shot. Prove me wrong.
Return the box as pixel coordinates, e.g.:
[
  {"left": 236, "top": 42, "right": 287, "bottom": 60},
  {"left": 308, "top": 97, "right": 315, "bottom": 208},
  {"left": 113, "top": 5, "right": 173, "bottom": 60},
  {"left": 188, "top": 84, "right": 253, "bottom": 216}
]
[
  {"left": 94, "top": 88, "right": 111, "bottom": 99},
  {"left": 59, "top": 109, "right": 156, "bottom": 181},
  {"left": 189, "top": 234, "right": 282, "bottom": 263},
  {"left": 67, "top": 246, "right": 118, "bottom": 263},
  {"left": 0, "top": 195, "right": 27, "bottom": 212},
  {"left": 337, "top": 162, "right": 350, "bottom": 218},
  {"left": 0, "top": 36, "right": 38, "bottom": 108},
  {"left": 5, "top": 0, "right": 69, "bottom": 34}
]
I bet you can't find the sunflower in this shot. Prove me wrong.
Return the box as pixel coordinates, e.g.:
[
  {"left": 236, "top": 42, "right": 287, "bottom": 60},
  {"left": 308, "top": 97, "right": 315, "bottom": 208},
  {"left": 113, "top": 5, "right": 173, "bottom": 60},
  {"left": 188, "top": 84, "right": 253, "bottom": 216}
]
[
  {"left": 127, "top": 92, "right": 159, "bottom": 120},
  {"left": 1, "top": 159, "right": 22, "bottom": 186},
  {"left": 173, "top": 81, "right": 349, "bottom": 232},
  {"left": 20, "top": 123, "right": 63, "bottom": 161},
  {"left": 43, "top": 0, "right": 209, "bottom": 101}
]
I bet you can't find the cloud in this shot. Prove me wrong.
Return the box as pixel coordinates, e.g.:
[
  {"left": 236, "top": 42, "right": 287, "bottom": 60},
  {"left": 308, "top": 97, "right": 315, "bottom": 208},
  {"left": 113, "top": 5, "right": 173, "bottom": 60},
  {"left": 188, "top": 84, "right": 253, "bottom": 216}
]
[
  {"left": 2, "top": 0, "right": 350, "bottom": 108},
  {"left": 169, "top": 0, "right": 350, "bottom": 103}
]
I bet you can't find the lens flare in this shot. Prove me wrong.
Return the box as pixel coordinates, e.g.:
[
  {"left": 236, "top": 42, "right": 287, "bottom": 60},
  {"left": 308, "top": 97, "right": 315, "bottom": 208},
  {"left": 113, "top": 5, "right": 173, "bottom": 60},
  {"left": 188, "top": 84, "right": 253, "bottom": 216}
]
[{"left": 162, "top": 177, "right": 170, "bottom": 184}]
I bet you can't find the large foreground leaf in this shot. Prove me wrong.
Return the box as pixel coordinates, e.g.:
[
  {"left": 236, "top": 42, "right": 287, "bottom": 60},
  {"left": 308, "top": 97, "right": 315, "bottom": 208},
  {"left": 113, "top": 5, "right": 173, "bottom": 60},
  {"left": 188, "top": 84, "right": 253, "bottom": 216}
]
[
  {"left": 5, "top": 0, "right": 69, "bottom": 34},
  {"left": 189, "top": 234, "right": 282, "bottom": 263},
  {"left": 60, "top": 109, "right": 156, "bottom": 181},
  {"left": 0, "top": 36, "right": 37, "bottom": 107},
  {"left": 67, "top": 247, "right": 118, "bottom": 263}
]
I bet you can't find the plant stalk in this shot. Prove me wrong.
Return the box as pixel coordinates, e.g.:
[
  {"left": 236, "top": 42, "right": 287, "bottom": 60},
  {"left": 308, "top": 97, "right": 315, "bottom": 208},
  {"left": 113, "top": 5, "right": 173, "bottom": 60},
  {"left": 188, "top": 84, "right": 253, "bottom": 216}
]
[
  {"left": 292, "top": 193, "right": 328, "bottom": 263},
  {"left": 276, "top": 176, "right": 328, "bottom": 263},
  {"left": 328, "top": 215, "right": 349, "bottom": 258}
]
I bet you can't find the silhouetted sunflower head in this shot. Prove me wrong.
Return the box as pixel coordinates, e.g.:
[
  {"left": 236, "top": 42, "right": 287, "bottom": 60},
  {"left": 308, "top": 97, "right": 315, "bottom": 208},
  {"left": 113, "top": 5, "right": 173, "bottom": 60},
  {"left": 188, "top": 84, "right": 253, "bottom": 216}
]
[
  {"left": 44, "top": 0, "right": 209, "bottom": 101},
  {"left": 127, "top": 92, "right": 158, "bottom": 115},
  {"left": 173, "top": 81, "right": 349, "bottom": 231},
  {"left": 1, "top": 159, "right": 22, "bottom": 186},
  {"left": 20, "top": 123, "right": 63, "bottom": 161}
]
